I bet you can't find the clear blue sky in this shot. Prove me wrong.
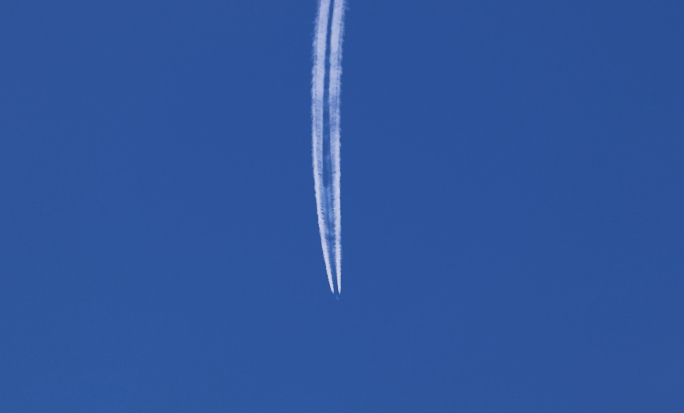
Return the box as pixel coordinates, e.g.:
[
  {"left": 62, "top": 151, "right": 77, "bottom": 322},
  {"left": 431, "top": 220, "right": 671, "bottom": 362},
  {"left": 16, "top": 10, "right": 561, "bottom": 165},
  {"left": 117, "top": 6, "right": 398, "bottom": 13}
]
[{"left": 1, "top": 1, "right": 682, "bottom": 411}]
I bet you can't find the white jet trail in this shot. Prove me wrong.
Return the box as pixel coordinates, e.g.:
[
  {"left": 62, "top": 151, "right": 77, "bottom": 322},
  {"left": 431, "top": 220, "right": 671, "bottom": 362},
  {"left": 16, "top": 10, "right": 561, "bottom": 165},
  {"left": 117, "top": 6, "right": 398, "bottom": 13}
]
[
  {"left": 312, "top": 0, "right": 346, "bottom": 295},
  {"left": 328, "top": 0, "right": 345, "bottom": 294},
  {"left": 312, "top": 0, "right": 333, "bottom": 293}
]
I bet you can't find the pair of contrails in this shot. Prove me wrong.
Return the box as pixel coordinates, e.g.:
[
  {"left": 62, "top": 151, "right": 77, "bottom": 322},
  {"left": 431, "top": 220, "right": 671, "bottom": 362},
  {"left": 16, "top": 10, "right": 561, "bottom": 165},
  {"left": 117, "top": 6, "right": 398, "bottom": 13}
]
[{"left": 312, "top": 0, "right": 346, "bottom": 295}]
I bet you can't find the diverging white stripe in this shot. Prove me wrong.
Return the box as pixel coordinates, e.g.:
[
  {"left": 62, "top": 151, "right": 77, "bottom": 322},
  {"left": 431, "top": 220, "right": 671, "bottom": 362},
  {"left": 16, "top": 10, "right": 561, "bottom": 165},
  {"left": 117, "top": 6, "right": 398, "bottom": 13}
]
[
  {"left": 328, "top": 0, "right": 345, "bottom": 294},
  {"left": 312, "top": 0, "right": 346, "bottom": 295},
  {"left": 312, "top": 0, "right": 334, "bottom": 293}
]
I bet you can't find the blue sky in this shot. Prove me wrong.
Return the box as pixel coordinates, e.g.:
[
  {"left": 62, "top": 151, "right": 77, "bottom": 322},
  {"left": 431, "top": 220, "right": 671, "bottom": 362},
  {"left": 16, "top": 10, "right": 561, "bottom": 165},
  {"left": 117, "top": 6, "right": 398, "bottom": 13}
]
[{"left": 1, "top": 1, "right": 682, "bottom": 411}]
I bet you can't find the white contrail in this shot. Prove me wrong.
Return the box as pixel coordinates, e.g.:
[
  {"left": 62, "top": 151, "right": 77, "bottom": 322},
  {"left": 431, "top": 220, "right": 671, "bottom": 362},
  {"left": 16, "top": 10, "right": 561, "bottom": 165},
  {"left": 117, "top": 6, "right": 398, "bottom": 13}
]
[
  {"left": 312, "top": 0, "right": 334, "bottom": 293},
  {"left": 328, "top": 0, "right": 345, "bottom": 294},
  {"left": 312, "top": 0, "right": 345, "bottom": 295}
]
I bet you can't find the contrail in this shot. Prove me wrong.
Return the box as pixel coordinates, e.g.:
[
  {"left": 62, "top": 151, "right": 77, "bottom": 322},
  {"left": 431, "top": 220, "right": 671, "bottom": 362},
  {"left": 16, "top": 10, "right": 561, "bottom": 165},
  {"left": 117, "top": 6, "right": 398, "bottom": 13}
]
[
  {"left": 312, "top": 0, "right": 333, "bottom": 293},
  {"left": 329, "top": 0, "right": 345, "bottom": 294},
  {"left": 312, "top": 0, "right": 346, "bottom": 295}
]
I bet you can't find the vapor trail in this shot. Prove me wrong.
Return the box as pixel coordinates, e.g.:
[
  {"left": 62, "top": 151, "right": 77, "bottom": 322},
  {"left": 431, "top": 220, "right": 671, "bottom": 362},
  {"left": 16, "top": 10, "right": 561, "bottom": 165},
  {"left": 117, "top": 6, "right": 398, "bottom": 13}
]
[
  {"left": 312, "top": 0, "right": 345, "bottom": 295},
  {"left": 312, "top": 0, "right": 334, "bottom": 293},
  {"left": 328, "top": 0, "right": 345, "bottom": 293}
]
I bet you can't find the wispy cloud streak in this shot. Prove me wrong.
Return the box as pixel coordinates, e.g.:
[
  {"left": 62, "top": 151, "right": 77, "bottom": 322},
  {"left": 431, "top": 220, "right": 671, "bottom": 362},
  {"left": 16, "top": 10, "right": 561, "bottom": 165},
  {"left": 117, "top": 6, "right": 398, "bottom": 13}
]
[
  {"left": 312, "top": 0, "right": 345, "bottom": 295},
  {"left": 328, "top": 0, "right": 345, "bottom": 294},
  {"left": 312, "top": 0, "right": 334, "bottom": 293}
]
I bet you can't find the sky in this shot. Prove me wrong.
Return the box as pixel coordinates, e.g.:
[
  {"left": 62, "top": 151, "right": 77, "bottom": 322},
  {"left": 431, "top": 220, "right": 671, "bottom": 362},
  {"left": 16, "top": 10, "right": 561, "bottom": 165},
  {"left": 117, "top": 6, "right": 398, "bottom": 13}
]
[{"left": 0, "top": 1, "right": 683, "bottom": 411}]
